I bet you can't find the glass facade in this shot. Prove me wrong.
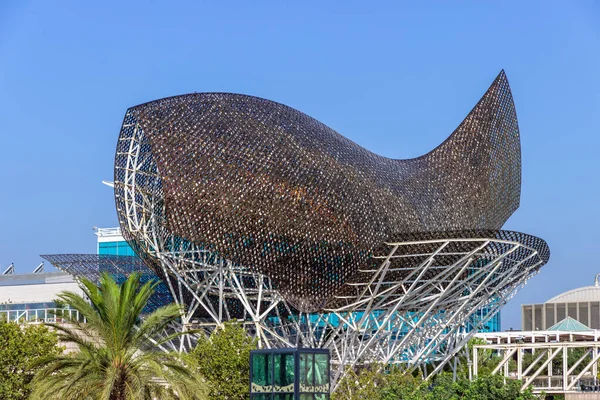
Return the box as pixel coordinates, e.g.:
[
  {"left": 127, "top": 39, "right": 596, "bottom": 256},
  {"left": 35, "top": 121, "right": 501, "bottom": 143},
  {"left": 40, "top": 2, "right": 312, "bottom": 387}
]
[
  {"left": 251, "top": 349, "right": 330, "bottom": 399},
  {"left": 94, "top": 235, "right": 174, "bottom": 313},
  {"left": 466, "top": 261, "right": 501, "bottom": 333},
  {"left": 272, "top": 306, "right": 500, "bottom": 345},
  {"left": 98, "top": 241, "right": 136, "bottom": 257},
  {"left": 471, "top": 307, "right": 501, "bottom": 333},
  {"left": 0, "top": 301, "right": 57, "bottom": 311}
]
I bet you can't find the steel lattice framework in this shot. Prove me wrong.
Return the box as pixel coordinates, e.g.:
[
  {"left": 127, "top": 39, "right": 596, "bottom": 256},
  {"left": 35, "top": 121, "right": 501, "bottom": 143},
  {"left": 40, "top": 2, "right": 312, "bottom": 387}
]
[
  {"left": 43, "top": 70, "right": 549, "bottom": 389},
  {"left": 42, "top": 232, "right": 548, "bottom": 386}
]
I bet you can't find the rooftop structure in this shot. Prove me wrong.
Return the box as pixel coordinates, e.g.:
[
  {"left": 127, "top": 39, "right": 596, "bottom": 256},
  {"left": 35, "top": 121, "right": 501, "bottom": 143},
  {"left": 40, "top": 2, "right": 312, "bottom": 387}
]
[
  {"left": 523, "top": 277, "right": 600, "bottom": 331},
  {"left": 547, "top": 286, "right": 600, "bottom": 303},
  {"left": 95, "top": 227, "right": 136, "bottom": 257},
  {"left": 547, "top": 316, "right": 592, "bottom": 332},
  {"left": 44, "top": 71, "right": 549, "bottom": 387}
]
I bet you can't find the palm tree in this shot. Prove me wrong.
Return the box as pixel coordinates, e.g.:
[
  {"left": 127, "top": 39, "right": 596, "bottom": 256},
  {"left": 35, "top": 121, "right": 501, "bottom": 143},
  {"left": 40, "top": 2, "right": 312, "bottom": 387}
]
[{"left": 30, "top": 272, "right": 208, "bottom": 400}]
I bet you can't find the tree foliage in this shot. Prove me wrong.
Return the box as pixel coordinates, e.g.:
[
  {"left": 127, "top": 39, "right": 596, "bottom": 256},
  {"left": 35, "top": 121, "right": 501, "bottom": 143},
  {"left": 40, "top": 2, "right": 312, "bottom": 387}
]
[
  {"left": 0, "top": 321, "right": 61, "bottom": 400},
  {"left": 29, "top": 272, "right": 208, "bottom": 400},
  {"left": 333, "top": 365, "right": 541, "bottom": 400},
  {"left": 417, "top": 373, "right": 539, "bottom": 400},
  {"left": 189, "top": 322, "right": 258, "bottom": 400},
  {"left": 333, "top": 364, "right": 424, "bottom": 400}
]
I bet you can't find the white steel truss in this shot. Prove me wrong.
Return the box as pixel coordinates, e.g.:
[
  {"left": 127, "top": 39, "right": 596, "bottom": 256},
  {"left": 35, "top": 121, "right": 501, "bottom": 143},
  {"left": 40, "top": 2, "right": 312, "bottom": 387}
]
[{"left": 474, "top": 330, "right": 600, "bottom": 394}]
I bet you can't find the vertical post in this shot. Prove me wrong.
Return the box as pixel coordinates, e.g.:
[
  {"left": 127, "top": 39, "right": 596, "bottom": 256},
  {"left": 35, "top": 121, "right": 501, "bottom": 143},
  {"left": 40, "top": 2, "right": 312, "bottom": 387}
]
[
  {"left": 548, "top": 348, "right": 552, "bottom": 389},
  {"left": 453, "top": 356, "right": 458, "bottom": 382},
  {"left": 593, "top": 346, "right": 598, "bottom": 383},
  {"left": 468, "top": 361, "right": 473, "bottom": 381},
  {"left": 542, "top": 303, "right": 546, "bottom": 330},
  {"left": 473, "top": 346, "right": 478, "bottom": 378},
  {"left": 218, "top": 260, "right": 223, "bottom": 323},
  {"left": 503, "top": 349, "right": 509, "bottom": 383},
  {"left": 466, "top": 343, "right": 472, "bottom": 382},
  {"left": 517, "top": 347, "right": 523, "bottom": 380},
  {"left": 563, "top": 346, "right": 568, "bottom": 392}
]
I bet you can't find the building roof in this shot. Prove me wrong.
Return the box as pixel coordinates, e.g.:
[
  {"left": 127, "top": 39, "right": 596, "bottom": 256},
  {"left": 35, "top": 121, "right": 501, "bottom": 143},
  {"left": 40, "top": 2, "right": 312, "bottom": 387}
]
[
  {"left": 0, "top": 271, "right": 75, "bottom": 286},
  {"left": 546, "top": 286, "right": 600, "bottom": 303},
  {"left": 547, "top": 316, "right": 592, "bottom": 332}
]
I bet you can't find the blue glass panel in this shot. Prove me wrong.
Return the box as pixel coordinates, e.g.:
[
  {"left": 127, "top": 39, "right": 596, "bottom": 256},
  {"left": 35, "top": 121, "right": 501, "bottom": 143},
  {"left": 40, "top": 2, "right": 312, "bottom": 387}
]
[{"left": 98, "top": 241, "right": 137, "bottom": 257}]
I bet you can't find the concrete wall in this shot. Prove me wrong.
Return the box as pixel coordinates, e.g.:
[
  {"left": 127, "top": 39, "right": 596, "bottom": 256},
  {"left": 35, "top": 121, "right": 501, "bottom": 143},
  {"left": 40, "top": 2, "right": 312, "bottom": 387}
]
[{"left": 0, "top": 281, "right": 81, "bottom": 303}]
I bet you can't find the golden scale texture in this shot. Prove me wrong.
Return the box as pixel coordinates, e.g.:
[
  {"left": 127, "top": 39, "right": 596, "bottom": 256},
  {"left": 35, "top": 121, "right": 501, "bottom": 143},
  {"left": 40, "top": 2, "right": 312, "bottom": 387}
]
[{"left": 113, "top": 71, "right": 546, "bottom": 312}]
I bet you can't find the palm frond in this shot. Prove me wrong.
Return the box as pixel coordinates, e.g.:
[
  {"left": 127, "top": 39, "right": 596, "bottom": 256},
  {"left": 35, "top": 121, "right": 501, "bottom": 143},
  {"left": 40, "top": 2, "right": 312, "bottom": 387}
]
[{"left": 30, "top": 272, "right": 208, "bottom": 399}]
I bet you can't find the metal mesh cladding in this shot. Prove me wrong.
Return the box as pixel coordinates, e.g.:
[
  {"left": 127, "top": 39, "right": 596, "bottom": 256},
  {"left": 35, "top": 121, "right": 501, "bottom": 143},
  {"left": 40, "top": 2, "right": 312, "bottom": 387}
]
[
  {"left": 40, "top": 254, "right": 175, "bottom": 312},
  {"left": 115, "top": 71, "right": 524, "bottom": 312}
]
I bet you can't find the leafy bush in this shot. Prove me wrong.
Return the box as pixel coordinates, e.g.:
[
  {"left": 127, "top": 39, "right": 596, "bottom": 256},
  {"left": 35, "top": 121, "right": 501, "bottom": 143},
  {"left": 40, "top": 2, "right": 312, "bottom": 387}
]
[
  {"left": 190, "top": 322, "right": 258, "bottom": 400},
  {"left": 0, "top": 321, "right": 61, "bottom": 400}
]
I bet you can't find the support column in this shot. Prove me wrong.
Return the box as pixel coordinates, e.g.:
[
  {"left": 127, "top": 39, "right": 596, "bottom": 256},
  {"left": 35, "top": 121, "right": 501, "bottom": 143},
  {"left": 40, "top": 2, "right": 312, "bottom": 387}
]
[
  {"left": 593, "top": 347, "right": 598, "bottom": 383},
  {"left": 473, "top": 347, "right": 478, "bottom": 378},
  {"left": 542, "top": 304, "right": 546, "bottom": 330},
  {"left": 563, "top": 346, "right": 568, "bottom": 392},
  {"left": 548, "top": 349, "right": 552, "bottom": 389},
  {"left": 453, "top": 356, "right": 458, "bottom": 382},
  {"left": 517, "top": 347, "right": 523, "bottom": 380},
  {"left": 504, "top": 349, "right": 509, "bottom": 384}
]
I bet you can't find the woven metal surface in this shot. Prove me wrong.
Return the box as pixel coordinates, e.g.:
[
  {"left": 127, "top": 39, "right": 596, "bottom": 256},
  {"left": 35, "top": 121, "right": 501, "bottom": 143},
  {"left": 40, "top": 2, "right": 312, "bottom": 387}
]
[{"left": 115, "top": 71, "right": 525, "bottom": 312}]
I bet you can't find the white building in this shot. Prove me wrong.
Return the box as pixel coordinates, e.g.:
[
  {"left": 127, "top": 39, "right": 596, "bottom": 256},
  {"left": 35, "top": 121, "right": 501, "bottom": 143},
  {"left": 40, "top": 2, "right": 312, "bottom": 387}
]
[
  {"left": 0, "top": 263, "right": 82, "bottom": 322},
  {"left": 522, "top": 277, "right": 600, "bottom": 331}
]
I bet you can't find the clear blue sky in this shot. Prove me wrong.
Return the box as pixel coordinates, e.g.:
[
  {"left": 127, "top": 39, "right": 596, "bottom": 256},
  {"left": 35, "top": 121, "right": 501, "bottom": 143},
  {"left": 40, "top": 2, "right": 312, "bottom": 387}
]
[{"left": 0, "top": 1, "right": 598, "bottom": 330}]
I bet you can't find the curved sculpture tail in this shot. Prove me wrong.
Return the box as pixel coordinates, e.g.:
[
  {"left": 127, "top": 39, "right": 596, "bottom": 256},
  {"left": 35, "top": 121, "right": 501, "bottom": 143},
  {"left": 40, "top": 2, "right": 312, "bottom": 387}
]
[{"left": 395, "top": 70, "right": 520, "bottom": 232}]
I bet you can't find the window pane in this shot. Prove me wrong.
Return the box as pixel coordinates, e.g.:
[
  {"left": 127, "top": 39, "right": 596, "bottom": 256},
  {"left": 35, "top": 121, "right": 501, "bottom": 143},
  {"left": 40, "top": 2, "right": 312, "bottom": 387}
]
[
  {"left": 251, "top": 395, "right": 271, "bottom": 400},
  {"left": 274, "top": 352, "right": 294, "bottom": 392},
  {"left": 275, "top": 395, "right": 294, "bottom": 400},
  {"left": 300, "top": 395, "right": 314, "bottom": 400},
  {"left": 300, "top": 353, "right": 314, "bottom": 387},
  {"left": 314, "top": 353, "right": 329, "bottom": 388},
  {"left": 252, "top": 354, "right": 272, "bottom": 391}
]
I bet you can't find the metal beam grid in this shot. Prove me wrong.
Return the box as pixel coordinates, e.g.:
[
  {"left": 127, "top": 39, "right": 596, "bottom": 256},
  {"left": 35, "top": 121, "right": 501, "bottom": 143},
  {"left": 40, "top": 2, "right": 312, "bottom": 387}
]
[{"left": 293, "top": 234, "right": 548, "bottom": 385}]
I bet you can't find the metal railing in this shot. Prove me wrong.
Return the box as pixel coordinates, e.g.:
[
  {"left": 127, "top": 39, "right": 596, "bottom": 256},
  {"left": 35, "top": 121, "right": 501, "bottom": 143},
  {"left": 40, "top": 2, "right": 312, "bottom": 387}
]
[
  {"left": 0, "top": 308, "right": 83, "bottom": 324},
  {"left": 95, "top": 227, "right": 122, "bottom": 237}
]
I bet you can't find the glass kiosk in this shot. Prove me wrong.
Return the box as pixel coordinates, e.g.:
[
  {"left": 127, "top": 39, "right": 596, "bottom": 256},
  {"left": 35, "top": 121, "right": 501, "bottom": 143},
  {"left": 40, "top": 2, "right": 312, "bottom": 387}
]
[{"left": 250, "top": 348, "right": 330, "bottom": 400}]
